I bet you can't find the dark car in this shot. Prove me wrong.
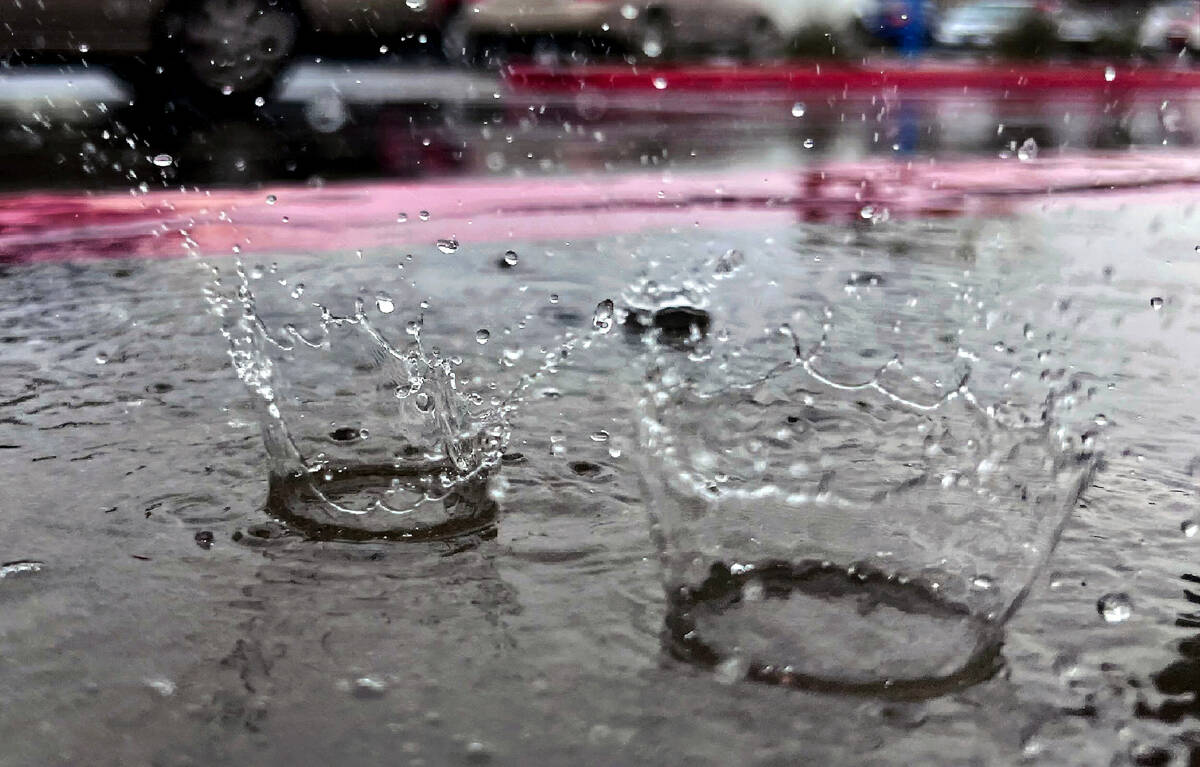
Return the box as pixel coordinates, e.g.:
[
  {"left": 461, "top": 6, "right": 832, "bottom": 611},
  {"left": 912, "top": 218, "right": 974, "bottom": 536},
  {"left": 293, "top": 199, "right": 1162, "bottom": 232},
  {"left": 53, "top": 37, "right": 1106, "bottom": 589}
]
[{"left": 2, "top": 0, "right": 461, "bottom": 105}]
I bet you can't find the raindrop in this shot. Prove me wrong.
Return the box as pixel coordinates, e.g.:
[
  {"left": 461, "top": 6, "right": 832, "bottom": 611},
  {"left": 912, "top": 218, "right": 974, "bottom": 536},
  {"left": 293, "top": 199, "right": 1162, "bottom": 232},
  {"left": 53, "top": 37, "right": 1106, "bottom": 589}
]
[
  {"left": 194, "top": 531, "right": 214, "bottom": 549},
  {"left": 502, "top": 250, "right": 519, "bottom": 267},
  {"left": 1150, "top": 297, "right": 1164, "bottom": 310},
  {"left": 397, "top": 212, "right": 408, "bottom": 223},
  {"left": 290, "top": 283, "right": 305, "bottom": 299},
  {"left": 465, "top": 741, "right": 492, "bottom": 763},
  {"left": 436, "top": 238, "right": 459, "bottom": 254},
  {"left": 376, "top": 295, "right": 395, "bottom": 314},
  {"left": 475, "top": 329, "right": 491, "bottom": 345},
  {"left": 1097, "top": 592, "right": 1132, "bottom": 623},
  {"left": 1017, "top": 138, "right": 1038, "bottom": 162},
  {"left": 265, "top": 194, "right": 277, "bottom": 205},
  {"left": 77, "top": 43, "right": 90, "bottom": 53},
  {"left": 419, "top": 210, "right": 431, "bottom": 221},
  {"left": 405, "top": 0, "right": 426, "bottom": 8},
  {"left": 221, "top": 84, "right": 234, "bottom": 96},
  {"left": 791, "top": 102, "right": 806, "bottom": 118},
  {"left": 151, "top": 154, "right": 173, "bottom": 167},
  {"left": 590, "top": 430, "right": 610, "bottom": 442},
  {"left": 254, "top": 96, "right": 266, "bottom": 107},
  {"left": 281, "top": 216, "right": 290, "bottom": 224},
  {"left": 620, "top": 4, "right": 638, "bottom": 19},
  {"left": 549, "top": 293, "right": 560, "bottom": 304},
  {"left": 593, "top": 298, "right": 615, "bottom": 332},
  {"left": 94, "top": 352, "right": 109, "bottom": 365},
  {"left": 1182, "top": 520, "right": 1198, "bottom": 538},
  {"left": 802, "top": 138, "right": 815, "bottom": 149},
  {"left": 653, "top": 77, "right": 668, "bottom": 90},
  {"left": 414, "top": 392, "right": 433, "bottom": 412},
  {"left": 1104, "top": 65, "right": 1116, "bottom": 82}
]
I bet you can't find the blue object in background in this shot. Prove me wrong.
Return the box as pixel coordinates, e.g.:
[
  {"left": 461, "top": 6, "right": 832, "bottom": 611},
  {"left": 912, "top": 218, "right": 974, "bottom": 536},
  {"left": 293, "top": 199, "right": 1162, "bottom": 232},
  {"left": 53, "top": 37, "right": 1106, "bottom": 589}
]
[{"left": 900, "top": 0, "right": 927, "bottom": 55}]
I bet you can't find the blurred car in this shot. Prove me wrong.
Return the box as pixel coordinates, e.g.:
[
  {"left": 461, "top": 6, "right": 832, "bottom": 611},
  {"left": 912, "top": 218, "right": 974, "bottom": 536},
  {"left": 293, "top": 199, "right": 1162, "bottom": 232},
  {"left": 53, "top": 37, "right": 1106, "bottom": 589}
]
[
  {"left": 447, "top": 0, "right": 875, "bottom": 62},
  {"left": 1137, "top": 0, "right": 1200, "bottom": 53},
  {"left": 1053, "top": 5, "right": 1122, "bottom": 47},
  {"left": 2, "top": 0, "right": 460, "bottom": 105},
  {"left": 933, "top": 0, "right": 1038, "bottom": 48}
]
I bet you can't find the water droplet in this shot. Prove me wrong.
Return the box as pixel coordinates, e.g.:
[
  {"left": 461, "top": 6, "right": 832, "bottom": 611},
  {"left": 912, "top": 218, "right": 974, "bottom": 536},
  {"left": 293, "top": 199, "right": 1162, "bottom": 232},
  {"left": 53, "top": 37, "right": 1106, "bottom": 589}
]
[
  {"left": 593, "top": 298, "right": 615, "bottom": 332},
  {"left": 77, "top": 43, "right": 90, "bottom": 53},
  {"left": 352, "top": 676, "right": 387, "bottom": 698},
  {"left": 415, "top": 392, "right": 433, "bottom": 412},
  {"left": 475, "top": 328, "right": 491, "bottom": 345},
  {"left": 397, "top": 212, "right": 408, "bottom": 223},
  {"left": 1183, "top": 520, "right": 1198, "bottom": 538},
  {"left": 1151, "top": 296, "right": 1164, "bottom": 310},
  {"left": 436, "top": 238, "right": 459, "bottom": 254},
  {"left": 418, "top": 210, "right": 430, "bottom": 221},
  {"left": 94, "top": 352, "right": 109, "bottom": 365},
  {"left": 802, "top": 138, "right": 815, "bottom": 149},
  {"left": 266, "top": 194, "right": 277, "bottom": 205},
  {"left": 1017, "top": 137, "right": 1038, "bottom": 162},
  {"left": 590, "top": 430, "right": 610, "bottom": 442},
  {"left": 290, "top": 283, "right": 305, "bottom": 299},
  {"left": 376, "top": 295, "right": 395, "bottom": 314},
  {"left": 254, "top": 96, "right": 266, "bottom": 107},
  {"left": 221, "top": 84, "right": 234, "bottom": 96},
  {"left": 791, "top": 102, "right": 806, "bottom": 118},
  {"left": 151, "top": 153, "right": 173, "bottom": 167},
  {"left": 194, "top": 530, "right": 214, "bottom": 549},
  {"left": 549, "top": 293, "right": 560, "bottom": 304},
  {"left": 281, "top": 216, "right": 290, "bottom": 224},
  {"left": 653, "top": 77, "right": 668, "bottom": 90},
  {"left": 502, "top": 250, "right": 519, "bottom": 267},
  {"left": 971, "top": 575, "right": 995, "bottom": 590},
  {"left": 620, "top": 3, "right": 638, "bottom": 19},
  {"left": 144, "top": 677, "right": 176, "bottom": 696},
  {"left": 1097, "top": 592, "right": 1132, "bottom": 623},
  {"left": 465, "top": 741, "right": 492, "bottom": 762},
  {"left": 1104, "top": 65, "right": 1116, "bottom": 82}
]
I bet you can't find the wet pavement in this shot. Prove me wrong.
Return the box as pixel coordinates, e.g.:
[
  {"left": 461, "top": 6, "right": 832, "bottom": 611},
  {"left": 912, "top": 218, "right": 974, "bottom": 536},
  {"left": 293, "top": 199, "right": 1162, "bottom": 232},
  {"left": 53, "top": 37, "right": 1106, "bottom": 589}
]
[{"left": 2, "top": 60, "right": 1200, "bottom": 766}]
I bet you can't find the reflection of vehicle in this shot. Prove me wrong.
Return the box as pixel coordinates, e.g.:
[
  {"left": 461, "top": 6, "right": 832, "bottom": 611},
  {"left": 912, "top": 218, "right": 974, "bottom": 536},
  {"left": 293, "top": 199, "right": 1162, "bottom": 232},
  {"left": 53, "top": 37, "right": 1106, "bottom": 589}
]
[
  {"left": 1138, "top": 1, "right": 1200, "bottom": 53},
  {"left": 933, "top": 0, "right": 1036, "bottom": 48},
  {"left": 449, "top": 0, "right": 874, "bottom": 62},
  {"left": 2, "top": 0, "right": 460, "bottom": 105},
  {"left": 1053, "top": 6, "right": 1120, "bottom": 47}
]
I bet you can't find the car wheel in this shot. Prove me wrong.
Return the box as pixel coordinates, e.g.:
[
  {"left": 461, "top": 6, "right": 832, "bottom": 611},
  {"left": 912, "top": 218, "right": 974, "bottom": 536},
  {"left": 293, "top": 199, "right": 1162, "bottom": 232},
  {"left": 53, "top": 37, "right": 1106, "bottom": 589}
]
[{"left": 157, "top": 0, "right": 300, "bottom": 106}]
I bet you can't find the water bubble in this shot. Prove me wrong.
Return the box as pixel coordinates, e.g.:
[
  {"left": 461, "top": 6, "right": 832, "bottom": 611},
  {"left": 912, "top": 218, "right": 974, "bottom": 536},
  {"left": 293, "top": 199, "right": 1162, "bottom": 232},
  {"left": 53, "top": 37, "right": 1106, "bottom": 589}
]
[
  {"left": 194, "top": 530, "right": 214, "bottom": 549},
  {"left": 0, "top": 560, "right": 44, "bottom": 579},
  {"left": 475, "top": 328, "right": 491, "bottom": 345},
  {"left": 436, "top": 238, "right": 459, "bottom": 254},
  {"left": 266, "top": 194, "right": 277, "bottom": 205},
  {"left": 151, "top": 154, "right": 173, "bottom": 167},
  {"left": 593, "top": 298, "right": 615, "bottom": 333},
  {"left": 1097, "top": 592, "right": 1132, "bottom": 623},
  {"left": 1150, "top": 297, "right": 1164, "bottom": 310},
  {"left": 418, "top": 210, "right": 431, "bottom": 221},
  {"left": 791, "top": 102, "right": 806, "bottom": 118},
  {"left": 653, "top": 77, "right": 668, "bottom": 90},
  {"left": 415, "top": 392, "right": 433, "bottom": 412},
  {"left": 352, "top": 677, "right": 388, "bottom": 698},
  {"left": 502, "top": 250, "right": 519, "bottom": 267},
  {"left": 376, "top": 295, "right": 395, "bottom": 314},
  {"left": 1104, "top": 65, "right": 1116, "bottom": 82},
  {"left": 1017, "top": 138, "right": 1038, "bottom": 162}
]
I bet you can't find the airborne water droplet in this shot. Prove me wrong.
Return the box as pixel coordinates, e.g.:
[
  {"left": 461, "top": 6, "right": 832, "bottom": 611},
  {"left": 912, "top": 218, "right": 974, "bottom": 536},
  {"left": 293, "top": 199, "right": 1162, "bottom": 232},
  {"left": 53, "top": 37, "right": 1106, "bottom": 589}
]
[
  {"left": 475, "top": 328, "right": 491, "bottom": 345},
  {"left": 419, "top": 210, "right": 431, "bottom": 221},
  {"left": 502, "top": 250, "right": 519, "bottom": 267},
  {"left": 376, "top": 294, "right": 395, "bottom": 314},
  {"left": 791, "top": 102, "right": 806, "bottom": 118},
  {"left": 1104, "top": 65, "right": 1116, "bottom": 82},
  {"left": 1097, "top": 592, "right": 1132, "bottom": 623},
  {"left": 152, "top": 154, "right": 173, "bottom": 167},
  {"left": 653, "top": 77, "right": 668, "bottom": 90},
  {"left": 592, "top": 298, "right": 615, "bottom": 332},
  {"left": 265, "top": 194, "right": 277, "bottom": 205},
  {"left": 1150, "top": 296, "right": 1164, "bottom": 310},
  {"left": 436, "top": 238, "right": 459, "bottom": 254}
]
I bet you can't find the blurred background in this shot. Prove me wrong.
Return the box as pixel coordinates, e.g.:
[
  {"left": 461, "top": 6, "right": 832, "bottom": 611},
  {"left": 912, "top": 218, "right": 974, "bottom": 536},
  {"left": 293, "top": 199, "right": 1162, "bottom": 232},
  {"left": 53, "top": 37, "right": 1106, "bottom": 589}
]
[{"left": 1, "top": 0, "right": 1197, "bottom": 190}]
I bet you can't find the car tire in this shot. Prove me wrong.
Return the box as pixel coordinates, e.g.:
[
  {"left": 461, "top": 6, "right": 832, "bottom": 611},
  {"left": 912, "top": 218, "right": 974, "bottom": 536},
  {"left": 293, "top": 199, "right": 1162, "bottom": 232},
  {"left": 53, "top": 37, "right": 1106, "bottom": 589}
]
[{"left": 146, "top": 0, "right": 301, "bottom": 110}]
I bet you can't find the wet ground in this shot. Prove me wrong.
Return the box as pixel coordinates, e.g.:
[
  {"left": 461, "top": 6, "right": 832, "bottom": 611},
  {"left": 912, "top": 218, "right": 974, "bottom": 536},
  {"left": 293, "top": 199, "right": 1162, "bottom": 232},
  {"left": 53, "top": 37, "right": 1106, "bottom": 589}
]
[{"left": 2, "top": 61, "right": 1200, "bottom": 766}]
